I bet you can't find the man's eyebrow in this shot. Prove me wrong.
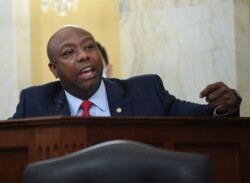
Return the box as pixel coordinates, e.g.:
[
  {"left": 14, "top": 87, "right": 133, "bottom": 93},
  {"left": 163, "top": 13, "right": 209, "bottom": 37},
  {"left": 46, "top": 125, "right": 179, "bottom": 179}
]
[
  {"left": 61, "top": 37, "right": 94, "bottom": 47},
  {"left": 81, "top": 37, "right": 95, "bottom": 42},
  {"left": 60, "top": 43, "right": 74, "bottom": 49},
  {"left": 58, "top": 37, "right": 95, "bottom": 54}
]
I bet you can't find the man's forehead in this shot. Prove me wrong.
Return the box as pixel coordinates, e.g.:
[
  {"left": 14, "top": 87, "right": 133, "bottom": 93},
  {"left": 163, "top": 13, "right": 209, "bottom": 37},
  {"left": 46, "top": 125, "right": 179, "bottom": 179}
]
[
  {"left": 54, "top": 26, "right": 93, "bottom": 41},
  {"left": 49, "top": 26, "right": 94, "bottom": 49}
]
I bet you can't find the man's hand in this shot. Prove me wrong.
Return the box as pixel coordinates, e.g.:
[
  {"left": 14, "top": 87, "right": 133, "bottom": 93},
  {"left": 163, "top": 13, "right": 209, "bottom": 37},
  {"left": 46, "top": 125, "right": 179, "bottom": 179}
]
[{"left": 199, "top": 82, "right": 240, "bottom": 114}]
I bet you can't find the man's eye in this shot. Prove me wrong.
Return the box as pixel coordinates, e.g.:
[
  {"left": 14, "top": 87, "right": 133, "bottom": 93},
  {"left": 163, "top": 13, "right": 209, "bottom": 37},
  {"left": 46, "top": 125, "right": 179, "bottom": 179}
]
[
  {"left": 63, "top": 50, "right": 74, "bottom": 57},
  {"left": 85, "top": 44, "right": 95, "bottom": 51}
]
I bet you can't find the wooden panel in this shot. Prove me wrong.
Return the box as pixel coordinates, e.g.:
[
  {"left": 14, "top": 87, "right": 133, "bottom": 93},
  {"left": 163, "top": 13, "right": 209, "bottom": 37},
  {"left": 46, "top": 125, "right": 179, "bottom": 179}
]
[
  {"left": 0, "top": 117, "right": 249, "bottom": 183},
  {"left": 0, "top": 147, "right": 28, "bottom": 183},
  {"left": 175, "top": 143, "right": 240, "bottom": 183}
]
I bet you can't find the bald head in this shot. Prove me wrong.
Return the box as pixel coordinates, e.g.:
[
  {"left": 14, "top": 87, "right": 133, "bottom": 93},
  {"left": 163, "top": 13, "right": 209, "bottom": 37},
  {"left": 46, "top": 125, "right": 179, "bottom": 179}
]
[
  {"left": 47, "top": 25, "right": 103, "bottom": 100},
  {"left": 47, "top": 25, "right": 94, "bottom": 63}
]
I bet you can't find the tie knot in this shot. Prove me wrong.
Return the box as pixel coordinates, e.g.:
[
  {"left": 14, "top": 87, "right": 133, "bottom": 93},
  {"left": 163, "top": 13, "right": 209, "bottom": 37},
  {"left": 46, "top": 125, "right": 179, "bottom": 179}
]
[{"left": 81, "top": 100, "right": 92, "bottom": 117}]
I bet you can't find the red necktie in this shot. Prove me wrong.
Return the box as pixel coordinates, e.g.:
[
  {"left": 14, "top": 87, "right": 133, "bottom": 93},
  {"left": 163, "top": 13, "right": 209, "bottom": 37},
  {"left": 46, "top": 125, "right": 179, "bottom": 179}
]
[{"left": 81, "top": 100, "right": 92, "bottom": 117}]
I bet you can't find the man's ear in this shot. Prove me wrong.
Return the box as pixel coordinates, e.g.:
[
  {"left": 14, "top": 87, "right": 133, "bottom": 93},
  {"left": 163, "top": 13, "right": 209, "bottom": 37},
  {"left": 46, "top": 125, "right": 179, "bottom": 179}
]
[{"left": 48, "top": 62, "right": 58, "bottom": 78}]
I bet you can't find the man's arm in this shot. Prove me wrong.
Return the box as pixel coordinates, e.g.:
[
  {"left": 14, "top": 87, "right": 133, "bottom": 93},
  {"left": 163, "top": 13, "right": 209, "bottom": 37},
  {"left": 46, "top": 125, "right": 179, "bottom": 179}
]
[{"left": 199, "top": 82, "right": 241, "bottom": 116}]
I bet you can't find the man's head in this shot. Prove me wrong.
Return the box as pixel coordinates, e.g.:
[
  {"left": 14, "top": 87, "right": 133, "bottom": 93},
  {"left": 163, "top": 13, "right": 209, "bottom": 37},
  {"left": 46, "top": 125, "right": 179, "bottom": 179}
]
[{"left": 47, "top": 25, "right": 103, "bottom": 100}]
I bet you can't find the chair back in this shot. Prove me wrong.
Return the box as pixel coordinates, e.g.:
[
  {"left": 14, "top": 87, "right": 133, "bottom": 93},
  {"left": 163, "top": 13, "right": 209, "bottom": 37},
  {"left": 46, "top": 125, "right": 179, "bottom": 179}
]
[{"left": 23, "top": 140, "right": 211, "bottom": 183}]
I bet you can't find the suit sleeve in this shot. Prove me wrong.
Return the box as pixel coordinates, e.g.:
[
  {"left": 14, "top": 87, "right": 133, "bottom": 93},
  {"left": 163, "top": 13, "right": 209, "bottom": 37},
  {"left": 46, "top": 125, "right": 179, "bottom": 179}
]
[
  {"left": 11, "top": 90, "right": 26, "bottom": 119},
  {"left": 153, "top": 75, "right": 239, "bottom": 117},
  {"left": 152, "top": 75, "right": 215, "bottom": 116}
]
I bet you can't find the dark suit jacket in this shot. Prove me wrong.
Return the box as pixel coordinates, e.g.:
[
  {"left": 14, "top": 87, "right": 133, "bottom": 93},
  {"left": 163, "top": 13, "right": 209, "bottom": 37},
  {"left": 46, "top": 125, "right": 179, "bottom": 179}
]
[{"left": 12, "top": 74, "right": 238, "bottom": 119}]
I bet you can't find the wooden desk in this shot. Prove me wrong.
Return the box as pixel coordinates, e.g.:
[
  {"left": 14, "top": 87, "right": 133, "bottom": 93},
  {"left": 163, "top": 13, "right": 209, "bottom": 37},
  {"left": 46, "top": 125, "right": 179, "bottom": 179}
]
[{"left": 0, "top": 117, "right": 249, "bottom": 183}]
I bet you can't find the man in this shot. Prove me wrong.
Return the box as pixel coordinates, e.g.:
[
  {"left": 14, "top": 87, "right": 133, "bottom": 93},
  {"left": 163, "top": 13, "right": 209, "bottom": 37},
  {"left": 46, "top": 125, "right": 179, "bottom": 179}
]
[{"left": 12, "top": 25, "right": 241, "bottom": 118}]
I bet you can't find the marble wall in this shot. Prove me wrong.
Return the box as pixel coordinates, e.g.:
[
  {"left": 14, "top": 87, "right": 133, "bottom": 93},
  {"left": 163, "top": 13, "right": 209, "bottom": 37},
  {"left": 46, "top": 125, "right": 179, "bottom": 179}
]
[
  {"left": 0, "top": 0, "right": 31, "bottom": 119},
  {"left": 0, "top": 0, "right": 17, "bottom": 119},
  {"left": 119, "top": 0, "right": 250, "bottom": 116}
]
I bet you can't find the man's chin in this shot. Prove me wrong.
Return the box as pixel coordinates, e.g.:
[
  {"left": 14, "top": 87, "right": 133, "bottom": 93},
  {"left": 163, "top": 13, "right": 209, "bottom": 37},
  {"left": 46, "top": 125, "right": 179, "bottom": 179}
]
[
  {"left": 79, "top": 76, "right": 101, "bottom": 89},
  {"left": 79, "top": 79, "right": 101, "bottom": 95}
]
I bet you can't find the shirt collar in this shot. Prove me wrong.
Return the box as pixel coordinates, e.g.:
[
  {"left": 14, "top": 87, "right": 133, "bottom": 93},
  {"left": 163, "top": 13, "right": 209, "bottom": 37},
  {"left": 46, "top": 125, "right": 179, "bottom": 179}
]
[{"left": 64, "top": 80, "right": 108, "bottom": 116}]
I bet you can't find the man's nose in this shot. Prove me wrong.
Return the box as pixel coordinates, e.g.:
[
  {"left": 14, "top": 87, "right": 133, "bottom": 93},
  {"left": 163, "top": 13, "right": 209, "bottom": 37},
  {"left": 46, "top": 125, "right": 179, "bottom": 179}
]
[{"left": 76, "top": 49, "right": 89, "bottom": 62}]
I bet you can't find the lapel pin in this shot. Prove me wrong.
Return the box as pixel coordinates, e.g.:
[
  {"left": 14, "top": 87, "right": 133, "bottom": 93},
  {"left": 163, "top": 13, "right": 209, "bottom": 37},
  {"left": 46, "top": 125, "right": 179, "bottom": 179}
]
[{"left": 116, "top": 107, "right": 122, "bottom": 113}]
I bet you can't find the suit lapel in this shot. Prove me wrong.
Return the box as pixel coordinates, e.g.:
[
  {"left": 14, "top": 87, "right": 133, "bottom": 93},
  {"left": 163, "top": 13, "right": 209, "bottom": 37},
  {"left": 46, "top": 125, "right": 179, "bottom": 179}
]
[
  {"left": 104, "top": 79, "right": 131, "bottom": 116},
  {"left": 48, "top": 89, "right": 70, "bottom": 116},
  {"left": 48, "top": 79, "right": 131, "bottom": 116}
]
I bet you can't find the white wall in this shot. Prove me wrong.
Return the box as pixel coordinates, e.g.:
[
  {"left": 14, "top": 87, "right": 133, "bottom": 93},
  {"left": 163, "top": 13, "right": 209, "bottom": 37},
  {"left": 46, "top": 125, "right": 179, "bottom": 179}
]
[
  {"left": 0, "top": 0, "right": 31, "bottom": 119},
  {"left": 119, "top": 0, "right": 250, "bottom": 116}
]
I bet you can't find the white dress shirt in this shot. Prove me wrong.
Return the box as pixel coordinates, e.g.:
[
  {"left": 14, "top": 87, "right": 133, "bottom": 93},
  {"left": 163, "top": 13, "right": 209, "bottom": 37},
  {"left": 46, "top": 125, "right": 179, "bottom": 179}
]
[{"left": 65, "top": 80, "right": 111, "bottom": 117}]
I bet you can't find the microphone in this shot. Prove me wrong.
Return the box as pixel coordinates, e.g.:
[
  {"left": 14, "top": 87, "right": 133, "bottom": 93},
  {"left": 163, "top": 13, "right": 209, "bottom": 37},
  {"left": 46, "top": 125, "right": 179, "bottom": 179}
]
[{"left": 55, "top": 100, "right": 65, "bottom": 115}]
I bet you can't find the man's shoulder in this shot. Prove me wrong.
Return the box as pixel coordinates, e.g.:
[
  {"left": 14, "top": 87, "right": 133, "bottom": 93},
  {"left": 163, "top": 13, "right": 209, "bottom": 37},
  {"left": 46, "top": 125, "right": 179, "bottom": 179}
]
[
  {"left": 22, "top": 81, "right": 62, "bottom": 94},
  {"left": 109, "top": 74, "right": 162, "bottom": 84},
  {"left": 104, "top": 74, "right": 164, "bottom": 91}
]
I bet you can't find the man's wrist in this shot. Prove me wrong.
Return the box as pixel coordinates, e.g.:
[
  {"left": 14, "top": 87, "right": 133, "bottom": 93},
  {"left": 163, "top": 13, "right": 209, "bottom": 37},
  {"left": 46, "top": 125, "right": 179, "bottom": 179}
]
[
  {"left": 213, "top": 107, "right": 238, "bottom": 117},
  {"left": 231, "top": 89, "right": 242, "bottom": 107},
  {"left": 213, "top": 109, "right": 231, "bottom": 117}
]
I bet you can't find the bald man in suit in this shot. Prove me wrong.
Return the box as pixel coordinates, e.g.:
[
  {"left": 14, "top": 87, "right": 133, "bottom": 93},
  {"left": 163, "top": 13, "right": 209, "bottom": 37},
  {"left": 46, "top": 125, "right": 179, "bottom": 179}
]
[{"left": 12, "top": 25, "right": 241, "bottom": 118}]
